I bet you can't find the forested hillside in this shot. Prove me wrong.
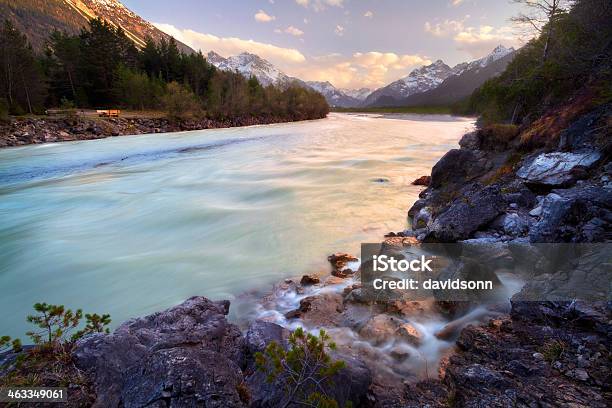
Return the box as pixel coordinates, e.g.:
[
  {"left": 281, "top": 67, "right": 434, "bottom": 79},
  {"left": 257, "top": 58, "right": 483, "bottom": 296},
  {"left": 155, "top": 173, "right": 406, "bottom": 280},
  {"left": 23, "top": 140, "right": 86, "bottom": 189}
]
[
  {"left": 466, "top": 0, "right": 611, "bottom": 125},
  {"left": 0, "top": 18, "right": 328, "bottom": 122}
]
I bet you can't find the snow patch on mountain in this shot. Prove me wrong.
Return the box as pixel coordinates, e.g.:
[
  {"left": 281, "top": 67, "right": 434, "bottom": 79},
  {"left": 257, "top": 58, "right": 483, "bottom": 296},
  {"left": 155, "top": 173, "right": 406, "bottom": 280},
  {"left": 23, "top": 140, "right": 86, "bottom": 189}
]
[
  {"left": 206, "top": 51, "right": 298, "bottom": 87},
  {"left": 341, "top": 88, "right": 372, "bottom": 101},
  {"left": 365, "top": 45, "right": 516, "bottom": 106}
]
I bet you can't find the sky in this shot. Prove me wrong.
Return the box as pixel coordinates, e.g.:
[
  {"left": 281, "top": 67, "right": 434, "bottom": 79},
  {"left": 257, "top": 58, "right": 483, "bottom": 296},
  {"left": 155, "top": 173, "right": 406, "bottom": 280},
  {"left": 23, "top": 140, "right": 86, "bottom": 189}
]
[{"left": 122, "top": 0, "right": 527, "bottom": 90}]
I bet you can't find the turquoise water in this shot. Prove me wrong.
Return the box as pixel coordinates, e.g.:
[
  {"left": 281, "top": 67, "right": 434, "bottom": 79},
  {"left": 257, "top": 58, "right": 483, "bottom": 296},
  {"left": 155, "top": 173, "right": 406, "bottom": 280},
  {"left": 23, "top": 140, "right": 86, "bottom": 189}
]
[{"left": 0, "top": 113, "right": 473, "bottom": 337}]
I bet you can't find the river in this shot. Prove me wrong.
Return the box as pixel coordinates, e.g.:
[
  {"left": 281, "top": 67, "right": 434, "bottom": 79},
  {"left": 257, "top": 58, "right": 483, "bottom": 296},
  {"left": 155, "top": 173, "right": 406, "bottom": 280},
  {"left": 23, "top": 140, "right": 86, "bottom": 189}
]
[{"left": 0, "top": 113, "right": 474, "bottom": 338}]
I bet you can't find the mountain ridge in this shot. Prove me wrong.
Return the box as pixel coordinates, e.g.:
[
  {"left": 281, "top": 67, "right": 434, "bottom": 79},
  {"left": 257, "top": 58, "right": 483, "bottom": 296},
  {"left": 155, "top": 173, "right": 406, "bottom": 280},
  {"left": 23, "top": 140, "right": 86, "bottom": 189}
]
[
  {"left": 364, "top": 45, "right": 515, "bottom": 107},
  {"left": 0, "top": 0, "right": 193, "bottom": 53}
]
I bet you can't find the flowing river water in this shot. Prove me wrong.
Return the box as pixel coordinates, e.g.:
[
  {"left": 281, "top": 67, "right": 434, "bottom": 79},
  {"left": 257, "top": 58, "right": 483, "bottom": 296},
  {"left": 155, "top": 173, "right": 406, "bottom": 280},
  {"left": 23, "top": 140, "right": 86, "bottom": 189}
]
[{"left": 0, "top": 113, "right": 474, "bottom": 339}]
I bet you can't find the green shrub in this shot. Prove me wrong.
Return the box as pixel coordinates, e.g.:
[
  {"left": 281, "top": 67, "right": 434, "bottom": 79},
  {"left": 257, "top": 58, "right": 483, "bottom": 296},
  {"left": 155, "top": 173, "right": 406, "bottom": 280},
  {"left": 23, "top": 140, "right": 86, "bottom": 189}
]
[
  {"left": 0, "top": 336, "right": 22, "bottom": 353},
  {"left": 24, "top": 303, "right": 111, "bottom": 350},
  {"left": 540, "top": 339, "right": 567, "bottom": 362},
  {"left": 255, "top": 327, "right": 348, "bottom": 408},
  {"left": 161, "top": 81, "right": 201, "bottom": 121}
]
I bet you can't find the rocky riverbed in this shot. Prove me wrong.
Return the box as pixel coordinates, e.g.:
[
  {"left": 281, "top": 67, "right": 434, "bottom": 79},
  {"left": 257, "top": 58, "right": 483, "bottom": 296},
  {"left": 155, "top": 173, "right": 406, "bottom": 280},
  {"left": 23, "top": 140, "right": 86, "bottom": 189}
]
[{"left": 0, "top": 115, "right": 318, "bottom": 148}]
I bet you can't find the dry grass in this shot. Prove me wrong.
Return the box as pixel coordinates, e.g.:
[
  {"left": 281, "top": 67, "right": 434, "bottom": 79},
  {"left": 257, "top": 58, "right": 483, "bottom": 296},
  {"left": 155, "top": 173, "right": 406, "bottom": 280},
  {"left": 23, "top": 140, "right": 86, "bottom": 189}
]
[
  {"left": 479, "top": 124, "right": 520, "bottom": 151},
  {"left": 518, "top": 91, "right": 596, "bottom": 150}
]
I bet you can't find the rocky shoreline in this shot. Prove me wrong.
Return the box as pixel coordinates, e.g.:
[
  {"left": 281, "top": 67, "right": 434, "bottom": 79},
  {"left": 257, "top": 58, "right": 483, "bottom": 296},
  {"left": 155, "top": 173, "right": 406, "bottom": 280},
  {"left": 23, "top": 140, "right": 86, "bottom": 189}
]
[{"left": 0, "top": 115, "right": 322, "bottom": 148}]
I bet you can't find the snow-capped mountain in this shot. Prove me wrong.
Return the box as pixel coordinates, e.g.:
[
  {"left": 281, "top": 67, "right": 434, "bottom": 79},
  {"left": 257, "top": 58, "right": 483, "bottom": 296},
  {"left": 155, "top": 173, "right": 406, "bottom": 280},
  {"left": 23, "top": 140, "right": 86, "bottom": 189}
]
[
  {"left": 363, "top": 60, "right": 455, "bottom": 106},
  {"left": 365, "top": 45, "right": 515, "bottom": 107},
  {"left": 206, "top": 51, "right": 301, "bottom": 87},
  {"left": 1, "top": 0, "right": 193, "bottom": 53},
  {"left": 341, "top": 88, "right": 372, "bottom": 101},
  {"left": 470, "top": 45, "right": 515, "bottom": 70},
  {"left": 400, "top": 45, "right": 516, "bottom": 107},
  {"left": 206, "top": 52, "right": 362, "bottom": 107},
  {"left": 305, "top": 81, "right": 361, "bottom": 107}
]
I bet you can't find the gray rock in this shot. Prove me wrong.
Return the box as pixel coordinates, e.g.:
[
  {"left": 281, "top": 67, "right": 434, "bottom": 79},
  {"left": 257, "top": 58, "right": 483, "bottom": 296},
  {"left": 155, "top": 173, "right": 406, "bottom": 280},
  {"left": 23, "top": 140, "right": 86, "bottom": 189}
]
[
  {"left": 500, "top": 213, "right": 529, "bottom": 236},
  {"left": 425, "top": 185, "right": 506, "bottom": 242},
  {"left": 245, "top": 320, "right": 290, "bottom": 356},
  {"left": 413, "top": 206, "right": 432, "bottom": 229},
  {"left": 566, "top": 368, "right": 589, "bottom": 381},
  {"left": 430, "top": 149, "right": 488, "bottom": 189},
  {"left": 517, "top": 151, "right": 601, "bottom": 186},
  {"left": 528, "top": 193, "right": 573, "bottom": 242},
  {"left": 73, "top": 296, "right": 247, "bottom": 408},
  {"left": 433, "top": 257, "right": 502, "bottom": 303},
  {"left": 458, "top": 131, "right": 480, "bottom": 150},
  {"left": 529, "top": 206, "right": 543, "bottom": 217}
]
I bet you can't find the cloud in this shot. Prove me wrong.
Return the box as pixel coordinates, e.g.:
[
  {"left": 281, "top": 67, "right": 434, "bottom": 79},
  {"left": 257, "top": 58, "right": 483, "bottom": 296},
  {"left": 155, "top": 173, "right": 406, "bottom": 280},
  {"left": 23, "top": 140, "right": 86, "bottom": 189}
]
[
  {"left": 155, "top": 22, "right": 429, "bottom": 89},
  {"left": 424, "top": 17, "right": 520, "bottom": 58},
  {"left": 424, "top": 19, "right": 465, "bottom": 37},
  {"left": 334, "top": 25, "right": 345, "bottom": 36},
  {"left": 454, "top": 25, "right": 520, "bottom": 57},
  {"left": 284, "top": 26, "right": 304, "bottom": 36},
  {"left": 154, "top": 23, "right": 306, "bottom": 64},
  {"left": 295, "top": 0, "right": 344, "bottom": 12},
  {"left": 254, "top": 10, "right": 276, "bottom": 23},
  {"left": 451, "top": 0, "right": 465, "bottom": 5},
  {"left": 293, "top": 51, "right": 430, "bottom": 89},
  {"left": 364, "top": 11, "right": 374, "bottom": 18}
]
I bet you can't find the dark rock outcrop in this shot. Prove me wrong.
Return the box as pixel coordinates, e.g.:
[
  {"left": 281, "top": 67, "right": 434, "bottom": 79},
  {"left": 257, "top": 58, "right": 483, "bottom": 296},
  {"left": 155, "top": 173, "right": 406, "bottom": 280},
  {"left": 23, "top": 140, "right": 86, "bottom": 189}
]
[
  {"left": 425, "top": 184, "right": 507, "bottom": 242},
  {"left": 73, "top": 297, "right": 248, "bottom": 408},
  {"left": 429, "top": 149, "right": 489, "bottom": 189}
]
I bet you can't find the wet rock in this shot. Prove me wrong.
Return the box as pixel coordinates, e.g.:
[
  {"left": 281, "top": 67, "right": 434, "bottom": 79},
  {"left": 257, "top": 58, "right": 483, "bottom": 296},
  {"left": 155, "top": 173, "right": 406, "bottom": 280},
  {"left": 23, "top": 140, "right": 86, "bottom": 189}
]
[
  {"left": 344, "top": 287, "right": 369, "bottom": 304},
  {"left": 389, "top": 345, "right": 411, "bottom": 361},
  {"left": 359, "top": 314, "right": 402, "bottom": 345},
  {"left": 328, "top": 253, "right": 358, "bottom": 269},
  {"left": 73, "top": 296, "right": 247, "bottom": 408},
  {"left": 295, "top": 293, "right": 345, "bottom": 326},
  {"left": 396, "top": 323, "right": 422, "bottom": 346},
  {"left": 517, "top": 151, "right": 601, "bottom": 187},
  {"left": 412, "top": 175, "right": 431, "bottom": 186},
  {"left": 300, "top": 274, "right": 320, "bottom": 285}
]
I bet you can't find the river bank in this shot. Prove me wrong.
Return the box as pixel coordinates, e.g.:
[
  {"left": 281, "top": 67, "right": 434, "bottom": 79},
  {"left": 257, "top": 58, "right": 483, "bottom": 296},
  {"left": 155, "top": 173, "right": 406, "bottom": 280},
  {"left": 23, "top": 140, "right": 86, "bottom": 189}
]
[
  {"left": 0, "top": 114, "right": 326, "bottom": 148},
  {"left": 0, "top": 105, "right": 609, "bottom": 406}
]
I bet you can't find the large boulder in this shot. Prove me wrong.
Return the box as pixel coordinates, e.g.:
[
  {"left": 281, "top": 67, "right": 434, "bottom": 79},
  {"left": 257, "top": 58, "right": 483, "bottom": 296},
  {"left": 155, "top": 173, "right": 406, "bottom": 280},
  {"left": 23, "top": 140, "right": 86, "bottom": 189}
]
[
  {"left": 73, "top": 297, "right": 247, "bottom": 408},
  {"left": 430, "top": 149, "right": 488, "bottom": 189},
  {"left": 529, "top": 185, "right": 612, "bottom": 242},
  {"left": 425, "top": 185, "right": 507, "bottom": 242},
  {"left": 517, "top": 151, "right": 601, "bottom": 187}
]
